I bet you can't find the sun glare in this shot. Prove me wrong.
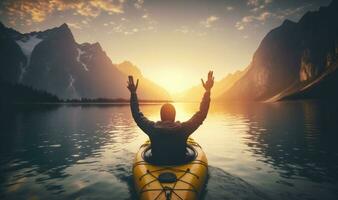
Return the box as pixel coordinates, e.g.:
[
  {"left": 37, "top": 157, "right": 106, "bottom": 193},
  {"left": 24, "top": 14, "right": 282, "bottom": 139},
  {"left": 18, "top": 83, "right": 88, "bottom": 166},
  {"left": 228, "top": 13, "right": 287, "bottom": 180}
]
[{"left": 146, "top": 68, "right": 199, "bottom": 95}]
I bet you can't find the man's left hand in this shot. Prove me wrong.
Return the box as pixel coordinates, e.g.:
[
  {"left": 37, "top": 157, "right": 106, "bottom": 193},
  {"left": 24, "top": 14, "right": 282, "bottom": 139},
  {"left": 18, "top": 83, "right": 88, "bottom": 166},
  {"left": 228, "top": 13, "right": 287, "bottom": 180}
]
[{"left": 127, "top": 75, "right": 139, "bottom": 93}]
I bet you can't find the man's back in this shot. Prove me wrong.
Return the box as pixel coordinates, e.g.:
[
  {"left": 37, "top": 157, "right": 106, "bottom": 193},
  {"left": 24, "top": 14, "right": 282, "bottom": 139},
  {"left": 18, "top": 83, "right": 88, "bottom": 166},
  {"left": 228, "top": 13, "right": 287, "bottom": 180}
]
[
  {"left": 150, "top": 121, "right": 188, "bottom": 163},
  {"left": 150, "top": 136, "right": 187, "bottom": 163},
  {"left": 127, "top": 71, "right": 214, "bottom": 164}
]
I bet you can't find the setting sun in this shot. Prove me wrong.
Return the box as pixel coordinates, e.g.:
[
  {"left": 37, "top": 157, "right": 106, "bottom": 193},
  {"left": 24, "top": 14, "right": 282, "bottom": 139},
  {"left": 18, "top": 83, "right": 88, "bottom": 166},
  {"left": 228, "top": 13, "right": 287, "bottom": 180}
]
[{"left": 144, "top": 66, "right": 201, "bottom": 94}]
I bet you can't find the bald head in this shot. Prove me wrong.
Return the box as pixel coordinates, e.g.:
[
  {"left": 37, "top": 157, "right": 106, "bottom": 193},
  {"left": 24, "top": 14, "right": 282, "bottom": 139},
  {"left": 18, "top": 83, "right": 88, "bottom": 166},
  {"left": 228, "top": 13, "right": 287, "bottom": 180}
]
[{"left": 160, "top": 103, "right": 176, "bottom": 122}]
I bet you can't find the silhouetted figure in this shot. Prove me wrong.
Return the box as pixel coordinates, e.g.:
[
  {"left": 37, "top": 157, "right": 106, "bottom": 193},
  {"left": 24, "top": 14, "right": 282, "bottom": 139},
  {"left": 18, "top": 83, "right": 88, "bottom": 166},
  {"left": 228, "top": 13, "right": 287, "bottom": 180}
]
[{"left": 128, "top": 71, "right": 214, "bottom": 164}]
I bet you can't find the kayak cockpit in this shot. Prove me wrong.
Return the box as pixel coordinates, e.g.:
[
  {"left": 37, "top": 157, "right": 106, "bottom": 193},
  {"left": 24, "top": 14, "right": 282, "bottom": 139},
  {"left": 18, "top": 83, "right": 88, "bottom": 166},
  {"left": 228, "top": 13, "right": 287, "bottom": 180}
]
[{"left": 142, "top": 144, "right": 197, "bottom": 165}]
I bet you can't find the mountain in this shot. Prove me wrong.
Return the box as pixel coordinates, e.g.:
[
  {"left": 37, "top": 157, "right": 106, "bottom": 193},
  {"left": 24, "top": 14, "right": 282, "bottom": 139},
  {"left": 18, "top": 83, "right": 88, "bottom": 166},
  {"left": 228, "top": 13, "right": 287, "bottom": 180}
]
[
  {"left": 116, "top": 61, "right": 171, "bottom": 100},
  {"left": 174, "top": 70, "right": 245, "bottom": 102},
  {"left": 0, "top": 23, "right": 170, "bottom": 100},
  {"left": 220, "top": 0, "right": 338, "bottom": 101},
  {"left": 280, "top": 63, "right": 338, "bottom": 100}
]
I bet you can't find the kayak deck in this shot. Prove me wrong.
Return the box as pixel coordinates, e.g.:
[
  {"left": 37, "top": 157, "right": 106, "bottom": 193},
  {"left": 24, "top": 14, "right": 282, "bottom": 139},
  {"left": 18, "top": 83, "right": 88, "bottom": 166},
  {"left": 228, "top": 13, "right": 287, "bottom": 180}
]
[{"left": 133, "top": 138, "right": 208, "bottom": 200}]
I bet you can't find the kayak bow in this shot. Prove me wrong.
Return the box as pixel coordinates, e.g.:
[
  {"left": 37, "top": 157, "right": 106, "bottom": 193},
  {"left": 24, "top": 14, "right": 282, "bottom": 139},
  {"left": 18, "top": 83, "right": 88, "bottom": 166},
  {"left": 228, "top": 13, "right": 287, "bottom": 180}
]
[{"left": 133, "top": 138, "right": 208, "bottom": 200}]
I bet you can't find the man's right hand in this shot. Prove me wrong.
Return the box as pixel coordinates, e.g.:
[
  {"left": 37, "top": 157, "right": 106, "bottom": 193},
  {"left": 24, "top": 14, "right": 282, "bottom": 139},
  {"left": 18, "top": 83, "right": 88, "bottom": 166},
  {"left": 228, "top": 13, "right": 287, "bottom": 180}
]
[
  {"left": 127, "top": 75, "right": 139, "bottom": 93},
  {"left": 201, "top": 71, "right": 214, "bottom": 92}
]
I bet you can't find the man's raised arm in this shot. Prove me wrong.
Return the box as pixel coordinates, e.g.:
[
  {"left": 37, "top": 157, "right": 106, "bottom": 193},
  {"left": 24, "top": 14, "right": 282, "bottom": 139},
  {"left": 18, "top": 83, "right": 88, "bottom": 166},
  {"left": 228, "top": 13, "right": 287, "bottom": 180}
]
[
  {"left": 128, "top": 76, "right": 155, "bottom": 135},
  {"left": 182, "top": 71, "right": 214, "bottom": 134}
]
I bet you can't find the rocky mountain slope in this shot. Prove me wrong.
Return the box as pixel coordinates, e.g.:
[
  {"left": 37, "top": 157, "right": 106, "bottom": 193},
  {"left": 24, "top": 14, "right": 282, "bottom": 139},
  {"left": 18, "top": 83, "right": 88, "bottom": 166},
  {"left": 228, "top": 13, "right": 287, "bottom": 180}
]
[
  {"left": 0, "top": 23, "right": 170, "bottom": 100},
  {"left": 220, "top": 0, "right": 338, "bottom": 101},
  {"left": 116, "top": 61, "right": 170, "bottom": 100}
]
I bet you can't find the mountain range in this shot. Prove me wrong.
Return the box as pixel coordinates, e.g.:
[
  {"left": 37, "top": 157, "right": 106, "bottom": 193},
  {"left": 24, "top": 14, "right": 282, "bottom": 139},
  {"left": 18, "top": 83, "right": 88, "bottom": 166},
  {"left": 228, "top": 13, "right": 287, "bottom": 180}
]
[
  {"left": 0, "top": 22, "right": 170, "bottom": 100},
  {"left": 1, "top": 0, "right": 337, "bottom": 102},
  {"left": 174, "top": 70, "right": 245, "bottom": 102},
  {"left": 219, "top": 0, "right": 338, "bottom": 101},
  {"left": 116, "top": 61, "right": 171, "bottom": 100}
]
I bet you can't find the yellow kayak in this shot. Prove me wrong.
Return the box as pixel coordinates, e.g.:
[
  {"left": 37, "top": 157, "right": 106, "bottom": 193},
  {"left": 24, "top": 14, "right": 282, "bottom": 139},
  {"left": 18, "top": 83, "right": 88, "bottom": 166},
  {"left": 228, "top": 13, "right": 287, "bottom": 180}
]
[{"left": 133, "top": 138, "right": 208, "bottom": 200}]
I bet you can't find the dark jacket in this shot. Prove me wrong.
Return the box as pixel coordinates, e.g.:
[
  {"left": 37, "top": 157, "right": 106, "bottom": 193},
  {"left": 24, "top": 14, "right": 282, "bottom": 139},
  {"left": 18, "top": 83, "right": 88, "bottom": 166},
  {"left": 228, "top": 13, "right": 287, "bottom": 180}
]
[{"left": 130, "top": 91, "right": 210, "bottom": 163}]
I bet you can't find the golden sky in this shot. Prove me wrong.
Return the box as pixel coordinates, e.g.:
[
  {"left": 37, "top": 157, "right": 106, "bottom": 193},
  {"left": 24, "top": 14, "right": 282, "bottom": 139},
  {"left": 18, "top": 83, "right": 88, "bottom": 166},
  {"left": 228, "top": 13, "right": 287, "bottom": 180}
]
[{"left": 0, "top": 0, "right": 331, "bottom": 93}]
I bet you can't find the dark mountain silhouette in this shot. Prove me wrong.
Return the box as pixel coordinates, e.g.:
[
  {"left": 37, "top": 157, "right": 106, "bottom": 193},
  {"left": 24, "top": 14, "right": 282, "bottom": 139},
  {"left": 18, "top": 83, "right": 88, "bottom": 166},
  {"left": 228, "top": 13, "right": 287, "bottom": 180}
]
[
  {"left": 0, "top": 23, "right": 170, "bottom": 100},
  {"left": 220, "top": 0, "right": 338, "bottom": 101},
  {"left": 0, "top": 22, "right": 26, "bottom": 83},
  {"left": 280, "top": 66, "right": 338, "bottom": 100}
]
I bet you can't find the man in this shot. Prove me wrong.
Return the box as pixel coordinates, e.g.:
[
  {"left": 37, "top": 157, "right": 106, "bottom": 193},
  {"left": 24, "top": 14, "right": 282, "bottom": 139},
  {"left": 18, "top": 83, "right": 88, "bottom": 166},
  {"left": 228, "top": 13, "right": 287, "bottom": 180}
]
[{"left": 127, "top": 71, "right": 214, "bottom": 164}]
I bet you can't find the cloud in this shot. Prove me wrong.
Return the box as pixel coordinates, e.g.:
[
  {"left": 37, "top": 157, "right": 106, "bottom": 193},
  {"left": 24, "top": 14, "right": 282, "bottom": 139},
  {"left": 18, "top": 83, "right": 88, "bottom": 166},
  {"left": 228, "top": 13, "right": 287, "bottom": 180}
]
[
  {"left": 1, "top": 0, "right": 124, "bottom": 25},
  {"left": 235, "top": 11, "right": 271, "bottom": 30},
  {"left": 200, "top": 15, "right": 219, "bottom": 28},
  {"left": 139, "top": 11, "right": 158, "bottom": 31},
  {"left": 106, "top": 11, "right": 156, "bottom": 36},
  {"left": 235, "top": 23, "right": 245, "bottom": 30},
  {"left": 236, "top": 2, "right": 309, "bottom": 31},
  {"left": 247, "top": 0, "right": 272, "bottom": 7},
  {"left": 88, "top": 0, "right": 124, "bottom": 14},
  {"left": 247, "top": 0, "right": 260, "bottom": 7},
  {"left": 275, "top": 4, "right": 311, "bottom": 20},
  {"left": 81, "top": 20, "right": 89, "bottom": 25},
  {"left": 134, "top": 0, "right": 144, "bottom": 9},
  {"left": 247, "top": 0, "right": 272, "bottom": 12},
  {"left": 174, "top": 26, "right": 207, "bottom": 37},
  {"left": 226, "top": 6, "right": 234, "bottom": 11},
  {"left": 175, "top": 26, "right": 190, "bottom": 34},
  {"left": 68, "top": 22, "right": 82, "bottom": 29},
  {"left": 256, "top": 11, "right": 271, "bottom": 21}
]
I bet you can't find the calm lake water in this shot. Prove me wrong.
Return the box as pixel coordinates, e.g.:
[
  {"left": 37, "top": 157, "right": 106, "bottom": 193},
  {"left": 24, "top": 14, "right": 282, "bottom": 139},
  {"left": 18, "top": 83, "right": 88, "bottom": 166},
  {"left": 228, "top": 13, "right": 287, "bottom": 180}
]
[{"left": 1, "top": 101, "right": 338, "bottom": 200}]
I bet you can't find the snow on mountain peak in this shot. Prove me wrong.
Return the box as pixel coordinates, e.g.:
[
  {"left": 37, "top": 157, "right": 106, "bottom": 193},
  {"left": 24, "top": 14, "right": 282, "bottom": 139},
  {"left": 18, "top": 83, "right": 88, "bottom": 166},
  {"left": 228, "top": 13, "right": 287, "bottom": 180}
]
[
  {"left": 16, "top": 35, "right": 43, "bottom": 57},
  {"left": 76, "top": 47, "right": 89, "bottom": 71},
  {"left": 16, "top": 35, "right": 43, "bottom": 82}
]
